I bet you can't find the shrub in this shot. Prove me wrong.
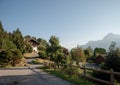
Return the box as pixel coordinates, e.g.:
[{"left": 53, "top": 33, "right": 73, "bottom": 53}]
[
  {"left": 0, "top": 49, "right": 23, "bottom": 67},
  {"left": 38, "top": 51, "right": 47, "bottom": 59}
]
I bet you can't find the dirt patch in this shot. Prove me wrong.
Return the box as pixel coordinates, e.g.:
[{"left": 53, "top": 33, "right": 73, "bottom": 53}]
[
  {"left": 34, "top": 58, "right": 53, "bottom": 64},
  {"left": 23, "top": 52, "right": 39, "bottom": 58}
]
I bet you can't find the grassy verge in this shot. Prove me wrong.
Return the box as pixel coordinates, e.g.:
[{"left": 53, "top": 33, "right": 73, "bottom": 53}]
[{"left": 43, "top": 68, "right": 96, "bottom": 85}]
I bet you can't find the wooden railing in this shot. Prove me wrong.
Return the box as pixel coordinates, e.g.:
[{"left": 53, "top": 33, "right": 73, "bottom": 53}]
[{"left": 44, "top": 62, "right": 120, "bottom": 85}]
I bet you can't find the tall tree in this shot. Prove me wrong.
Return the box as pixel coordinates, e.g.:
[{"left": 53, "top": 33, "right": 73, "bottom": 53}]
[
  {"left": 109, "top": 41, "right": 116, "bottom": 54},
  {"left": 24, "top": 35, "right": 31, "bottom": 40},
  {"left": 49, "top": 36, "right": 59, "bottom": 47},
  {"left": 84, "top": 46, "right": 93, "bottom": 58},
  {"left": 0, "top": 22, "right": 23, "bottom": 67},
  {"left": 46, "top": 36, "right": 70, "bottom": 64},
  {"left": 47, "top": 36, "right": 60, "bottom": 62},
  {"left": 71, "top": 46, "right": 86, "bottom": 65},
  {"left": 94, "top": 48, "right": 106, "bottom": 57},
  {"left": 37, "top": 38, "right": 49, "bottom": 50},
  {"left": 12, "top": 28, "right": 25, "bottom": 53},
  {"left": 37, "top": 38, "right": 49, "bottom": 59}
]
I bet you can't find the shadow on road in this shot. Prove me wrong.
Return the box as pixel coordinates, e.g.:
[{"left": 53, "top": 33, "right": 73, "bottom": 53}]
[{"left": 0, "top": 67, "right": 29, "bottom": 70}]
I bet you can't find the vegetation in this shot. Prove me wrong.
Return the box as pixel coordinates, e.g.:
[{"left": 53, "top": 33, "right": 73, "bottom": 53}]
[
  {"left": 44, "top": 69, "right": 96, "bottom": 85},
  {"left": 71, "top": 46, "right": 86, "bottom": 65},
  {"left": 93, "top": 48, "right": 106, "bottom": 57},
  {"left": 0, "top": 21, "right": 31, "bottom": 67},
  {"left": 84, "top": 46, "right": 93, "bottom": 58},
  {"left": 37, "top": 38, "right": 48, "bottom": 59},
  {"left": 49, "top": 36, "right": 71, "bottom": 64},
  {"left": 93, "top": 42, "right": 120, "bottom": 83}
]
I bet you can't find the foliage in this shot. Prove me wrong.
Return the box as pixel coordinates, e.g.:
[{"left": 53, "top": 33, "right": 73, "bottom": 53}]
[
  {"left": 46, "top": 36, "right": 71, "bottom": 64},
  {"left": 93, "top": 42, "right": 120, "bottom": 82},
  {"left": 71, "top": 46, "right": 86, "bottom": 65},
  {"left": 38, "top": 51, "right": 47, "bottom": 59},
  {"left": 84, "top": 46, "right": 93, "bottom": 58},
  {"left": 103, "top": 42, "right": 120, "bottom": 72},
  {"left": 12, "top": 28, "right": 25, "bottom": 53},
  {"left": 49, "top": 36, "right": 59, "bottom": 47},
  {"left": 32, "top": 36, "right": 37, "bottom": 40},
  {"left": 0, "top": 22, "right": 24, "bottom": 67},
  {"left": 84, "top": 47, "right": 94, "bottom": 63},
  {"left": 0, "top": 21, "right": 4, "bottom": 33},
  {"left": 0, "top": 49, "right": 22, "bottom": 67},
  {"left": 44, "top": 69, "right": 96, "bottom": 85},
  {"left": 0, "top": 38, "right": 17, "bottom": 50},
  {"left": 24, "top": 41, "right": 33, "bottom": 53},
  {"left": 24, "top": 35, "right": 31, "bottom": 40},
  {"left": 37, "top": 38, "right": 49, "bottom": 59},
  {"left": 94, "top": 47, "right": 106, "bottom": 57},
  {"left": 37, "top": 38, "right": 48, "bottom": 51},
  {"left": 103, "top": 54, "right": 120, "bottom": 72},
  {"left": 109, "top": 41, "right": 116, "bottom": 54}
]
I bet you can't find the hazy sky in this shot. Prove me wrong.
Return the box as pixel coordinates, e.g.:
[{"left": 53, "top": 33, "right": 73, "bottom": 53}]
[{"left": 0, "top": 0, "right": 120, "bottom": 49}]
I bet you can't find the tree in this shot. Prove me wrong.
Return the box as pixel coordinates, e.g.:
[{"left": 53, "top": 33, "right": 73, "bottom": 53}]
[
  {"left": 24, "top": 42, "right": 33, "bottom": 53},
  {"left": 0, "top": 38, "right": 17, "bottom": 50},
  {"left": 24, "top": 35, "right": 31, "bottom": 40},
  {"left": 47, "top": 36, "right": 60, "bottom": 61},
  {"left": 0, "top": 21, "right": 4, "bottom": 34},
  {"left": 102, "top": 42, "right": 120, "bottom": 72},
  {"left": 12, "top": 28, "right": 25, "bottom": 53},
  {"left": 84, "top": 46, "right": 93, "bottom": 58},
  {"left": 37, "top": 38, "right": 49, "bottom": 59},
  {"left": 49, "top": 36, "right": 59, "bottom": 47},
  {"left": 96, "top": 43, "right": 120, "bottom": 81},
  {"left": 71, "top": 46, "right": 86, "bottom": 65},
  {"left": 38, "top": 51, "right": 47, "bottom": 59},
  {"left": 109, "top": 41, "right": 116, "bottom": 54},
  {"left": 0, "top": 49, "right": 22, "bottom": 67},
  {"left": 0, "top": 22, "right": 23, "bottom": 67},
  {"left": 32, "top": 36, "right": 37, "bottom": 40},
  {"left": 94, "top": 48, "right": 106, "bottom": 57},
  {"left": 37, "top": 38, "right": 49, "bottom": 51},
  {"left": 46, "top": 36, "right": 70, "bottom": 64}
]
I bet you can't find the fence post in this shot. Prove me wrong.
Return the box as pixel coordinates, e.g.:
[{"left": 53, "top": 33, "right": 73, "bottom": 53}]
[
  {"left": 49, "top": 63, "right": 51, "bottom": 70},
  {"left": 83, "top": 65, "right": 86, "bottom": 76},
  {"left": 110, "top": 69, "right": 114, "bottom": 85}
]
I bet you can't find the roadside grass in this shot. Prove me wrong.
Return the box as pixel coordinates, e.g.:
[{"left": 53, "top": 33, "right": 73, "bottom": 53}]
[{"left": 42, "top": 68, "right": 96, "bottom": 85}]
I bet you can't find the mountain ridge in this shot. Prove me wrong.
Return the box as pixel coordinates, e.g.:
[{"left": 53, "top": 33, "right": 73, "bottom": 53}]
[{"left": 81, "top": 33, "right": 120, "bottom": 49}]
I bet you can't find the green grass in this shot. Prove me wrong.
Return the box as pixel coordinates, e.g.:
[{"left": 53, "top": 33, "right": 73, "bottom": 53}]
[{"left": 44, "top": 69, "right": 96, "bottom": 85}]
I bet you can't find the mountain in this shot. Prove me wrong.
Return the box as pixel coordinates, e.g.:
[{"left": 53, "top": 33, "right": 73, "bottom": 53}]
[{"left": 81, "top": 33, "right": 120, "bottom": 50}]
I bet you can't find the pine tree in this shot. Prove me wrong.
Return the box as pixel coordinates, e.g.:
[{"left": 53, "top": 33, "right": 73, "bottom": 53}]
[{"left": 12, "top": 28, "right": 25, "bottom": 53}]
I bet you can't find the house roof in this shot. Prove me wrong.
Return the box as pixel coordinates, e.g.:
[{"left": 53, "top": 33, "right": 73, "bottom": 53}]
[
  {"left": 95, "top": 55, "right": 106, "bottom": 64},
  {"left": 28, "top": 38, "right": 40, "bottom": 45}
]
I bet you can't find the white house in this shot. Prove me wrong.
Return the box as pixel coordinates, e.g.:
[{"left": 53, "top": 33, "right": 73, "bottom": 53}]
[{"left": 28, "top": 38, "right": 40, "bottom": 53}]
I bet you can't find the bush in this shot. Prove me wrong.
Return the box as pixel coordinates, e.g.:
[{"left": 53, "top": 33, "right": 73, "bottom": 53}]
[
  {"left": 25, "top": 43, "right": 32, "bottom": 53},
  {"left": 38, "top": 51, "right": 47, "bottom": 59},
  {"left": 0, "top": 49, "right": 23, "bottom": 67}
]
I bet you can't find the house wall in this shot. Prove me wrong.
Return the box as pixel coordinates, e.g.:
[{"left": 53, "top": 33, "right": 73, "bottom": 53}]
[{"left": 32, "top": 46, "right": 38, "bottom": 53}]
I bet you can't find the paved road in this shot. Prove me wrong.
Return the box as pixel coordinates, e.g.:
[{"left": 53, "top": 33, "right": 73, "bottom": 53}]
[
  {"left": 0, "top": 53, "right": 73, "bottom": 85},
  {"left": 0, "top": 67, "right": 73, "bottom": 85}
]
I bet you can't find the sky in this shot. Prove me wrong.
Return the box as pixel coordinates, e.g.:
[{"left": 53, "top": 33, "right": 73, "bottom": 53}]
[{"left": 0, "top": 0, "right": 120, "bottom": 49}]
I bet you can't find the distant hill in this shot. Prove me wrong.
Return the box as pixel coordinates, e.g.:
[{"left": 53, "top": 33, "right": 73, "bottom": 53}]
[{"left": 81, "top": 33, "right": 120, "bottom": 50}]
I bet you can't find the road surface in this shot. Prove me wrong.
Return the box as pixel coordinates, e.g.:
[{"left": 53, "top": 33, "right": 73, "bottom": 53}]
[
  {"left": 0, "top": 67, "right": 73, "bottom": 85},
  {"left": 0, "top": 53, "right": 73, "bottom": 85}
]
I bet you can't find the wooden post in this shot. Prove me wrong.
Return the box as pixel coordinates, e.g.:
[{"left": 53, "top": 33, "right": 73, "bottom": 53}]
[
  {"left": 83, "top": 65, "right": 86, "bottom": 76},
  {"left": 83, "top": 65, "right": 86, "bottom": 84},
  {"left": 110, "top": 69, "right": 114, "bottom": 85},
  {"left": 49, "top": 63, "right": 51, "bottom": 70}
]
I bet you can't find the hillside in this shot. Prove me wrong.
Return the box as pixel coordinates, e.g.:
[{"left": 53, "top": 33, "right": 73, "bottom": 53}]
[{"left": 81, "top": 33, "right": 120, "bottom": 49}]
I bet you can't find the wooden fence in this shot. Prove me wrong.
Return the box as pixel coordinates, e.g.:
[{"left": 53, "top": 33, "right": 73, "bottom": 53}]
[{"left": 44, "top": 62, "right": 120, "bottom": 85}]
